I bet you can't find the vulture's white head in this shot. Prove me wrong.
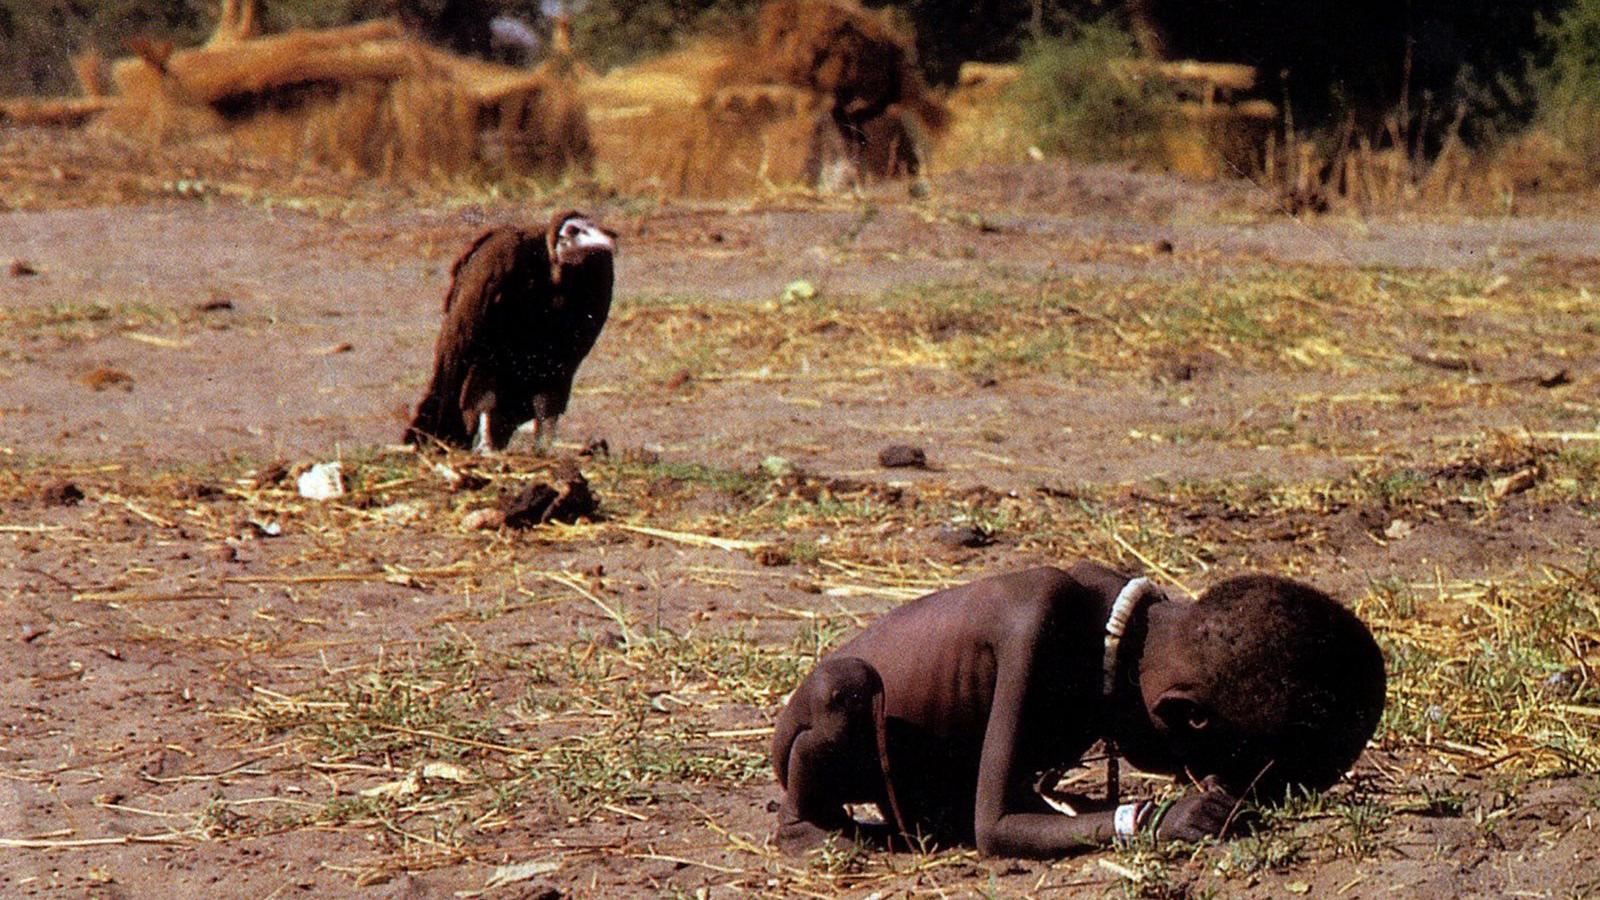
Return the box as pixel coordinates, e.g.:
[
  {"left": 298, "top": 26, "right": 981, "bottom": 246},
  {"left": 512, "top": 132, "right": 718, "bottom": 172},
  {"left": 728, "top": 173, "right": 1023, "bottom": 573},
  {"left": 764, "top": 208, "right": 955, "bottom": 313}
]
[{"left": 551, "top": 212, "right": 616, "bottom": 269}]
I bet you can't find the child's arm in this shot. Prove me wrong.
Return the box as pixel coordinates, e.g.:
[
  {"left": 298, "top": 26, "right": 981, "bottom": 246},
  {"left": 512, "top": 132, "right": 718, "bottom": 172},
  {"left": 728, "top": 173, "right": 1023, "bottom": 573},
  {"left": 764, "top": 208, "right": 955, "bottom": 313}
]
[{"left": 968, "top": 575, "right": 1238, "bottom": 858}]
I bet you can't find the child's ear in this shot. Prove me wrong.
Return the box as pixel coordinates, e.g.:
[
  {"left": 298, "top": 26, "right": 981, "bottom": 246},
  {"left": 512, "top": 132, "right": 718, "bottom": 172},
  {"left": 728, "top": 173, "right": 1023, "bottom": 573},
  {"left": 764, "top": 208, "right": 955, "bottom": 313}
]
[{"left": 1153, "top": 692, "right": 1213, "bottom": 735}]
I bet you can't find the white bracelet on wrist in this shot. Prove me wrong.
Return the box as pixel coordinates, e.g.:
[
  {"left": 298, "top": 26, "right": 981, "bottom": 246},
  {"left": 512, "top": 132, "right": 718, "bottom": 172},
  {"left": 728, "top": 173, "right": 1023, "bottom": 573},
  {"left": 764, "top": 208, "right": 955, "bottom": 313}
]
[{"left": 1114, "top": 801, "right": 1147, "bottom": 837}]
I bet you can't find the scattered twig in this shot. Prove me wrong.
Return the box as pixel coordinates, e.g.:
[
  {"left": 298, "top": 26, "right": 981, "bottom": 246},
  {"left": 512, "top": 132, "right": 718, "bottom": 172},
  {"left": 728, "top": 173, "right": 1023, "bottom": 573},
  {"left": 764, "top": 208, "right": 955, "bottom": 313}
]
[
  {"left": 613, "top": 522, "right": 767, "bottom": 552},
  {"left": 0, "top": 830, "right": 196, "bottom": 849},
  {"left": 74, "top": 590, "right": 226, "bottom": 604}
]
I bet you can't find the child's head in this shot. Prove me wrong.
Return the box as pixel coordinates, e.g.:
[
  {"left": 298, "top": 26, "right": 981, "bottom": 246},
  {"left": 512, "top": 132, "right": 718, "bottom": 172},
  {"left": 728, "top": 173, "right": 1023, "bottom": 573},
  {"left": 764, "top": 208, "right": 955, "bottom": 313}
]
[{"left": 1135, "top": 575, "right": 1386, "bottom": 797}]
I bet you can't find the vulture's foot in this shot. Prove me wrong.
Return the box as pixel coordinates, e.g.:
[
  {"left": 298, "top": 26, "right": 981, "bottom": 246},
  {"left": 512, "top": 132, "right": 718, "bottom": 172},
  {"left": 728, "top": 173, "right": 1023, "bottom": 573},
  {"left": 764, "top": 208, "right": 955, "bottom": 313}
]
[{"left": 472, "top": 412, "right": 495, "bottom": 457}]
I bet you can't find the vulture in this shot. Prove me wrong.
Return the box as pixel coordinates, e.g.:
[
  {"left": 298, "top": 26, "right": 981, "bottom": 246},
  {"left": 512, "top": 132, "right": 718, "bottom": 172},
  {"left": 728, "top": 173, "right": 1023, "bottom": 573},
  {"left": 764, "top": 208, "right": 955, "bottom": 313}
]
[{"left": 405, "top": 210, "right": 616, "bottom": 454}]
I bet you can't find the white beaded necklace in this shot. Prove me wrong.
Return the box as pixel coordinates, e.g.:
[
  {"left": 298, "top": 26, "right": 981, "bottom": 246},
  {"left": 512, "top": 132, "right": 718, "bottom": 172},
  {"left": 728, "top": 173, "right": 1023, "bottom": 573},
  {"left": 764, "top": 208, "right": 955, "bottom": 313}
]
[{"left": 1103, "top": 576, "right": 1159, "bottom": 804}]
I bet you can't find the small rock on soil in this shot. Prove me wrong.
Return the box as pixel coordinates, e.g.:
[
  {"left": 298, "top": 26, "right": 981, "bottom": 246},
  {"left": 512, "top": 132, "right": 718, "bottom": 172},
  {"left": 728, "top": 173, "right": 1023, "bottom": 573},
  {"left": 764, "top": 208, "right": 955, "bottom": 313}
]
[
  {"left": 878, "top": 444, "right": 928, "bottom": 469},
  {"left": 934, "top": 524, "right": 993, "bottom": 548},
  {"left": 501, "top": 465, "right": 597, "bottom": 528},
  {"left": 39, "top": 480, "right": 84, "bottom": 506}
]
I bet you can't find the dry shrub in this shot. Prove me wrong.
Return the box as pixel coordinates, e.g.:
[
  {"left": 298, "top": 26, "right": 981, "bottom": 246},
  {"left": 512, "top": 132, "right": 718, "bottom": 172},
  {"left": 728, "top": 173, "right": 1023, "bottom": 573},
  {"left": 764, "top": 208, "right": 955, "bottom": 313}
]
[
  {"left": 72, "top": 48, "right": 109, "bottom": 98},
  {"left": 221, "top": 70, "right": 478, "bottom": 179},
  {"left": 581, "top": 44, "right": 728, "bottom": 111},
  {"left": 930, "top": 63, "right": 1031, "bottom": 171},
  {"left": 730, "top": 0, "right": 947, "bottom": 136},
  {"left": 485, "top": 76, "right": 594, "bottom": 177},
  {"left": 1489, "top": 130, "right": 1588, "bottom": 195},
  {"left": 99, "top": 58, "right": 226, "bottom": 145},
  {"left": 733, "top": 0, "right": 947, "bottom": 183},
  {"left": 584, "top": 0, "right": 948, "bottom": 196},
  {"left": 694, "top": 83, "right": 822, "bottom": 195},
  {"left": 1263, "top": 126, "right": 1541, "bottom": 215},
  {"left": 1159, "top": 99, "right": 1276, "bottom": 180},
  {"left": 585, "top": 49, "right": 824, "bottom": 198},
  {"left": 581, "top": 44, "right": 728, "bottom": 194},
  {"left": 93, "top": 18, "right": 590, "bottom": 180}
]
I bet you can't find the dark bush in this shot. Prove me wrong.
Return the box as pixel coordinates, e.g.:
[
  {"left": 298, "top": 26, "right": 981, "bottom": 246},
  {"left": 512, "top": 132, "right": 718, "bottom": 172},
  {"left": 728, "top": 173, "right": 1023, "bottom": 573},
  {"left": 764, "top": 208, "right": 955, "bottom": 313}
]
[{"left": 1125, "top": 0, "right": 1565, "bottom": 145}]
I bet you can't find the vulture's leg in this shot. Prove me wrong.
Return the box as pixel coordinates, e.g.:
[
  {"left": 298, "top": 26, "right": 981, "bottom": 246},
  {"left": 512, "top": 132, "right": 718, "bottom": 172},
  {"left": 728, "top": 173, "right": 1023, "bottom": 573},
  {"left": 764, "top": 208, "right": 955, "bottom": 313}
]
[
  {"left": 532, "top": 416, "right": 560, "bottom": 454},
  {"left": 461, "top": 372, "right": 500, "bottom": 456},
  {"left": 472, "top": 412, "right": 494, "bottom": 457}
]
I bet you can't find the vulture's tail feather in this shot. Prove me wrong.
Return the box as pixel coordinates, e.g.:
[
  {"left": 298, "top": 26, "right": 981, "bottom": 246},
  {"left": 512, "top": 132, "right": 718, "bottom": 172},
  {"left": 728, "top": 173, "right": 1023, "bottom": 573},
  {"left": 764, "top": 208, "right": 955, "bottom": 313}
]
[{"left": 404, "top": 384, "right": 468, "bottom": 449}]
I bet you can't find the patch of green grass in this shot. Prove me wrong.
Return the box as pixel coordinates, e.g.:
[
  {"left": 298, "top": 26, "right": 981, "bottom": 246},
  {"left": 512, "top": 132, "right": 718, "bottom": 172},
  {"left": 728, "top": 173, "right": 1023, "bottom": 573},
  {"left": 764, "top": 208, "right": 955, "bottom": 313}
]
[
  {"left": 540, "top": 718, "right": 767, "bottom": 812},
  {"left": 1215, "top": 788, "right": 1391, "bottom": 883},
  {"left": 1532, "top": 0, "right": 1600, "bottom": 174},
  {"left": 1548, "top": 444, "right": 1600, "bottom": 503},
  {"left": 620, "top": 459, "right": 765, "bottom": 499},
  {"left": 5, "top": 298, "right": 180, "bottom": 329},
  {"left": 1105, "top": 834, "right": 1215, "bottom": 899},
  {"left": 1361, "top": 563, "right": 1600, "bottom": 775},
  {"left": 786, "top": 539, "right": 824, "bottom": 564},
  {"left": 1357, "top": 467, "right": 1435, "bottom": 509},
  {"left": 645, "top": 629, "right": 813, "bottom": 704},
  {"left": 606, "top": 269, "right": 1600, "bottom": 391},
  {"left": 1009, "top": 21, "right": 1173, "bottom": 163},
  {"left": 774, "top": 495, "right": 894, "bottom": 526}
]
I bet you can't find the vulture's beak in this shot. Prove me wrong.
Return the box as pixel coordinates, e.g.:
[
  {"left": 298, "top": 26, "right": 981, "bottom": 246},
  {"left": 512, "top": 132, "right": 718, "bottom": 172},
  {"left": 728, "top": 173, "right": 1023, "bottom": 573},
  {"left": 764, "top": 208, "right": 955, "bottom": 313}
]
[{"left": 556, "top": 219, "right": 616, "bottom": 267}]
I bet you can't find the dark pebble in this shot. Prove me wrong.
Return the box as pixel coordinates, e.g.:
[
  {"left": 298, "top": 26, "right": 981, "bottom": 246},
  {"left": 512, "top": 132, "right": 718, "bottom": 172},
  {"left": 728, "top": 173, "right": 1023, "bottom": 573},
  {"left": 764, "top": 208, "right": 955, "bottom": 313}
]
[
  {"left": 755, "top": 545, "right": 792, "bottom": 566},
  {"left": 253, "top": 461, "right": 290, "bottom": 488},
  {"left": 935, "top": 524, "right": 993, "bottom": 548},
  {"left": 502, "top": 469, "right": 598, "bottom": 528},
  {"left": 878, "top": 444, "right": 928, "bottom": 469},
  {"left": 39, "top": 480, "right": 84, "bottom": 506},
  {"left": 174, "top": 481, "right": 225, "bottom": 501}
]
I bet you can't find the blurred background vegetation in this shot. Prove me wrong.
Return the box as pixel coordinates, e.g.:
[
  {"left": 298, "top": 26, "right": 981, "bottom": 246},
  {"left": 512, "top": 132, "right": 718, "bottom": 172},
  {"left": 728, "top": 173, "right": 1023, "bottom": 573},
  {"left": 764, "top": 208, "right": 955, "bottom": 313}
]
[
  {"left": 3, "top": 0, "right": 1597, "bottom": 168},
  {"left": 1533, "top": 0, "right": 1600, "bottom": 170}
]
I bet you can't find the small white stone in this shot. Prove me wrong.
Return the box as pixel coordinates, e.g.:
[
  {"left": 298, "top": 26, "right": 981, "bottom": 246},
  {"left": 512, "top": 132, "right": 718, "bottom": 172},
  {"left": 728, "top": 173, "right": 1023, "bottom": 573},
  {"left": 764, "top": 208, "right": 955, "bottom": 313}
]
[
  {"left": 296, "top": 461, "right": 344, "bottom": 501},
  {"left": 462, "top": 508, "right": 506, "bottom": 531}
]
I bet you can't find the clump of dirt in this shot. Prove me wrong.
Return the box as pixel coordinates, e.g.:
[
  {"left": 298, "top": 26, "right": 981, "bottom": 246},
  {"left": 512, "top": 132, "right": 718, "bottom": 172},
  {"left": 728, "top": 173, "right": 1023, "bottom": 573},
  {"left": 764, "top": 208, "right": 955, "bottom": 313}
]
[
  {"left": 38, "top": 479, "right": 85, "bottom": 506},
  {"left": 501, "top": 462, "right": 598, "bottom": 527},
  {"left": 78, "top": 366, "right": 133, "bottom": 392},
  {"left": 878, "top": 443, "right": 928, "bottom": 468}
]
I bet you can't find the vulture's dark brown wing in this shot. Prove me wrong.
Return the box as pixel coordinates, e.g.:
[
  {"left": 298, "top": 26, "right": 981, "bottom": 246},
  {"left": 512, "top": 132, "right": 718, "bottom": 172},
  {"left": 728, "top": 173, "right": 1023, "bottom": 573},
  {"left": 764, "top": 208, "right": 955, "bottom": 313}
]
[
  {"left": 404, "top": 228, "right": 553, "bottom": 447},
  {"left": 442, "top": 228, "right": 502, "bottom": 315}
]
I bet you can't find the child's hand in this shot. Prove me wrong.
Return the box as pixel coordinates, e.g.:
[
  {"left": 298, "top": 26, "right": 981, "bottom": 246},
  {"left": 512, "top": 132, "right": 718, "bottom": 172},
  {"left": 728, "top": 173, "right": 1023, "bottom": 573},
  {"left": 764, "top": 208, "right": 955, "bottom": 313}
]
[{"left": 1154, "top": 781, "right": 1241, "bottom": 842}]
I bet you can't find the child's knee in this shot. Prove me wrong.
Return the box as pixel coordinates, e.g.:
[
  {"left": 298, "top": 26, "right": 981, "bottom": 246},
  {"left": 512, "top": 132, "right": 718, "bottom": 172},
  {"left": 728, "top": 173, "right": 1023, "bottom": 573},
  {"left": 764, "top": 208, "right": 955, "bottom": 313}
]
[{"left": 808, "top": 656, "right": 883, "bottom": 740}]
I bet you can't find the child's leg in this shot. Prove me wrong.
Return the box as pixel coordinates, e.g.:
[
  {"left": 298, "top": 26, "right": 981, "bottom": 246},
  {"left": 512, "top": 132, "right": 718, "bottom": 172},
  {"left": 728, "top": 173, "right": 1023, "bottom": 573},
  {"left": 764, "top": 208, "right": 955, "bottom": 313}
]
[{"left": 772, "top": 656, "right": 901, "bottom": 853}]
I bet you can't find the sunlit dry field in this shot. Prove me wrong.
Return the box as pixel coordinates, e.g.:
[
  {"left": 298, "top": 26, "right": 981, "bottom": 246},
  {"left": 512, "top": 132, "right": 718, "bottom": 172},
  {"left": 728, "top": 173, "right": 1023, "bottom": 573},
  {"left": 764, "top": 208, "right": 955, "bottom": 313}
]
[{"left": 2, "top": 128, "right": 1599, "bottom": 897}]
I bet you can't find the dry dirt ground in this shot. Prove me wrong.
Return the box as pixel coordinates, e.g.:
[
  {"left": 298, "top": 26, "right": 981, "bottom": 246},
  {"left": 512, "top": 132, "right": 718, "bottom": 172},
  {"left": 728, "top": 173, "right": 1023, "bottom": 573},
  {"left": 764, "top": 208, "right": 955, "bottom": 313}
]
[{"left": 2, "top": 128, "right": 1599, "bottom": 898}]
